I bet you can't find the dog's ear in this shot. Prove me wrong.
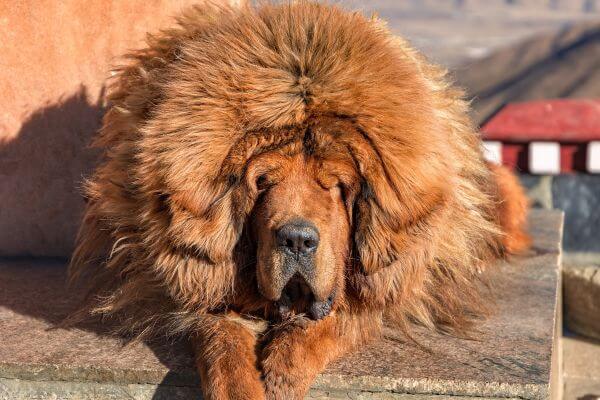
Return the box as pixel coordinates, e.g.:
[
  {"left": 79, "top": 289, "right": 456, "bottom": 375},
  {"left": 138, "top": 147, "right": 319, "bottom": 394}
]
[
  {"left": 165, "top": 182, "right": 244, "bottom": 261},
  {"left": 353, "top": 180, "right": 447, "bottom": 275},
  {"left": 339, "top": 127, "right": 450, "bottom": 276}
]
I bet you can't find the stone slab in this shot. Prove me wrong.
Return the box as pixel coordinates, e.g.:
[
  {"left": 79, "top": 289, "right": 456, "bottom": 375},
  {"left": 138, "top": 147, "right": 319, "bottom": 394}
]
[
  {"left": 562, "top": 334, "right": 600, "bottom": 400},
  {"left": 0, "top": 210, "right": 563, "bottom": 399},
  {"left": 564, "top": 265, "right": 600, "bottom": 340}
]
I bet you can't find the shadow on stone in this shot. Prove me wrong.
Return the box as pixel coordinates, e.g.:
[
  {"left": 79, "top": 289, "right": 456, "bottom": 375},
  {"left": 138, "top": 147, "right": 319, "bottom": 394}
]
[
  {"left": 577, "top": 394, "right": 600, "bottom": 400},
  {"left": 0, "top": 260, "right": 202, "bottom": 398}
]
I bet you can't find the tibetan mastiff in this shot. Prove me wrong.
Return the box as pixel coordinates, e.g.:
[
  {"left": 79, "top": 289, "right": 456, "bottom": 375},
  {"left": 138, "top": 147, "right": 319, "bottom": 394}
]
[{"left": 70, "top": 2, "right": 530, "bottom": 399}]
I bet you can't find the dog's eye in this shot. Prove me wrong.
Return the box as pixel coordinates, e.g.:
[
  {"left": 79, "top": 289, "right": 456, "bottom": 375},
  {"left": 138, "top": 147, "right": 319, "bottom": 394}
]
[
  {"left": 256, "top": 175, "right": 269, "bottom": 190},
  {"left": 337, "top": 183, "right": 347, "bottom": 201}
]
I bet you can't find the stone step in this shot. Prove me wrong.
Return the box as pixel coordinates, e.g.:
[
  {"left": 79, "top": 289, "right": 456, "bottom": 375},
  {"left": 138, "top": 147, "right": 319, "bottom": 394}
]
[
  {"left": 0, "top": 210, "right": 563, "bottom": 400},
  {"left": 564, "top": 264, "right": 600, "bottom": 340},
  {"left": 563, "top": 333, "right": 600, "bottom": 400}
]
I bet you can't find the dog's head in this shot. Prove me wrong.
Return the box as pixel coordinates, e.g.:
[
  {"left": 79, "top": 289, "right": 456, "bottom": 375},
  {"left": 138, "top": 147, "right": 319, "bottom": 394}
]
[
  {"left": 74, "top": 1, "right": 449, "bottom": 318},
  {"left": 72, "top": 2, "right": 501, "bottom": 334},
  {"left": 249, "top": 152, "right": 350, "bottom": 319},
  {"left": 245, "top": 126, "right": 364, "bottom": 320}
]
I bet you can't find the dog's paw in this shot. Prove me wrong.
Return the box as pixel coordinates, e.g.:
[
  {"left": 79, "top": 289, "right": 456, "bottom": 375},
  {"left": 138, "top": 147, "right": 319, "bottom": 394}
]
[
  {"left": 262, "top": 333, "right": 308, "bottom": 400},
  {"left": 263, "top": 368, "right": 304, "bottom": 400}
]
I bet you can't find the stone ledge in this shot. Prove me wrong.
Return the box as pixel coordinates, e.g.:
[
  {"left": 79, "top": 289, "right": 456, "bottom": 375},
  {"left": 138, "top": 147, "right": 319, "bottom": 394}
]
[
  {"left": 564, "top": 264, "right": 600, "bottom": 340},
  {"left": 563, "top": 334, "right": 600, "bottom": 400},
  {"left": 0, "top": 210, "right": 563, "bottom": 400}
]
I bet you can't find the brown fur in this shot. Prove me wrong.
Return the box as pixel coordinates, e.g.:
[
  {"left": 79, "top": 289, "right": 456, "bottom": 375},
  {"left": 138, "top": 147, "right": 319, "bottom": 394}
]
[
  {"left": 69, "top": 2, "right": 530, "bottom": 399},
  {"left": 488, "top": 162, "right": 531, "bottom": 254}
]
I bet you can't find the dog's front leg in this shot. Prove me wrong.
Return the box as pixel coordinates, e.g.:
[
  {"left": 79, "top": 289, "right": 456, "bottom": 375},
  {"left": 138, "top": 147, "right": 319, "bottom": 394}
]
[
  {"left": 191, "top": 313, "right": 265, "bottom": 400},
  {"left": 261, "top": 312, "right": 380, "bottom": 400}
]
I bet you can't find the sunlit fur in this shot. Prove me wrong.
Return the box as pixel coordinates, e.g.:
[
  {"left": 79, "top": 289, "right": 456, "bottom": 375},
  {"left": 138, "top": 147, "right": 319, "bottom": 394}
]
[{"left": 69, "top": 2, "right": 529, "bottom": 398}]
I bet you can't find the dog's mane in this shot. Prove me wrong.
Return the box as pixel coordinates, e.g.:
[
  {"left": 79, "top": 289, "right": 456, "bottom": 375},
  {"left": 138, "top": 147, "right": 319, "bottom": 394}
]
[{"left": 69, "top": 1, "right": 504, "bottom": 339}]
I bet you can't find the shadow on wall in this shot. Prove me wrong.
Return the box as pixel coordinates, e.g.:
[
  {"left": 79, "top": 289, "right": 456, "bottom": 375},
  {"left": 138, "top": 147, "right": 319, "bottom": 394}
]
[
  {"left": 0, "top": 89, "right": 202, "bottom": 398},
  {"left": 0, "top": 87, "right": 103, "bottom": 258}
]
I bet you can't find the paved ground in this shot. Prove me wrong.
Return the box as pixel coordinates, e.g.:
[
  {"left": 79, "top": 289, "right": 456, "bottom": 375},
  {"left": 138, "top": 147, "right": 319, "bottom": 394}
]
[{"left": 563, "top": 333, "right": 600, "bottom": 399}]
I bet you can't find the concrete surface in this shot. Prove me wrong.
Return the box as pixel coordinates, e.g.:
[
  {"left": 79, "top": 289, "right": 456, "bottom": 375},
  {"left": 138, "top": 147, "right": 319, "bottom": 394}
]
[
  {"left": 564, "top": 265, "right": 600, "bottom": 340},
  {"left": 563, "top": 333, "right": 600, "bottom": 400},
  {"left": 0, "top": 210, "right": 562, "bottom": 399}
]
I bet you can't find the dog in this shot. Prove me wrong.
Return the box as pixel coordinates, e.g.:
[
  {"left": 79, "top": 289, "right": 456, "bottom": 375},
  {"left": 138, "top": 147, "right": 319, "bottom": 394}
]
[{"left": 70, "top": 2, "right": 530, "bottom": 399}]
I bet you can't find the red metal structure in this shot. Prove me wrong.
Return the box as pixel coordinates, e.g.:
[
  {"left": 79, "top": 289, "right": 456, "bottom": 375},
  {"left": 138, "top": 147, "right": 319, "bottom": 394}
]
[{"left": 481, "top": 99, "right": 600, "bottom": 174}]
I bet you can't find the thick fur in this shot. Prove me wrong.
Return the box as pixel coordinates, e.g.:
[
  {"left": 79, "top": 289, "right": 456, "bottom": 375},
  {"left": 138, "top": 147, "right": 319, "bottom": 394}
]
[{"left": 70, "top": 2, "right": 529, "bottom": 399}]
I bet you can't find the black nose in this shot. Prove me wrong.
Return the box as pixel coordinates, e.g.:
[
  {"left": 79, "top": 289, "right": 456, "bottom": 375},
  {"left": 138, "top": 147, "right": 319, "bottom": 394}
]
[{"left": 276, "top": 221, "right": 319, "bottom": 256}]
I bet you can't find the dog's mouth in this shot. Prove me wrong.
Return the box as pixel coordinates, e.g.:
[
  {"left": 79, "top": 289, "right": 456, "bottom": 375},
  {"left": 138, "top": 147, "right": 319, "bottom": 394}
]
[{"left": 275, "top": 274, "right": 334, "bottom": 321}]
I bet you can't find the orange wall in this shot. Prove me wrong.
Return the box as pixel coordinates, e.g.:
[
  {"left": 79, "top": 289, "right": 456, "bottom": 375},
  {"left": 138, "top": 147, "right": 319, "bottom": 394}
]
[{"left": 0, "top": 1, "right": 235, "bottom": 257}]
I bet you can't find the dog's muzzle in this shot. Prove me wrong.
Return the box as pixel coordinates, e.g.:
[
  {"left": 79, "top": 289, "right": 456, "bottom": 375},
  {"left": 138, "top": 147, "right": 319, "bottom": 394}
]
[{"left": 272, "top": 220, "right": 334, "bottom": 320}]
